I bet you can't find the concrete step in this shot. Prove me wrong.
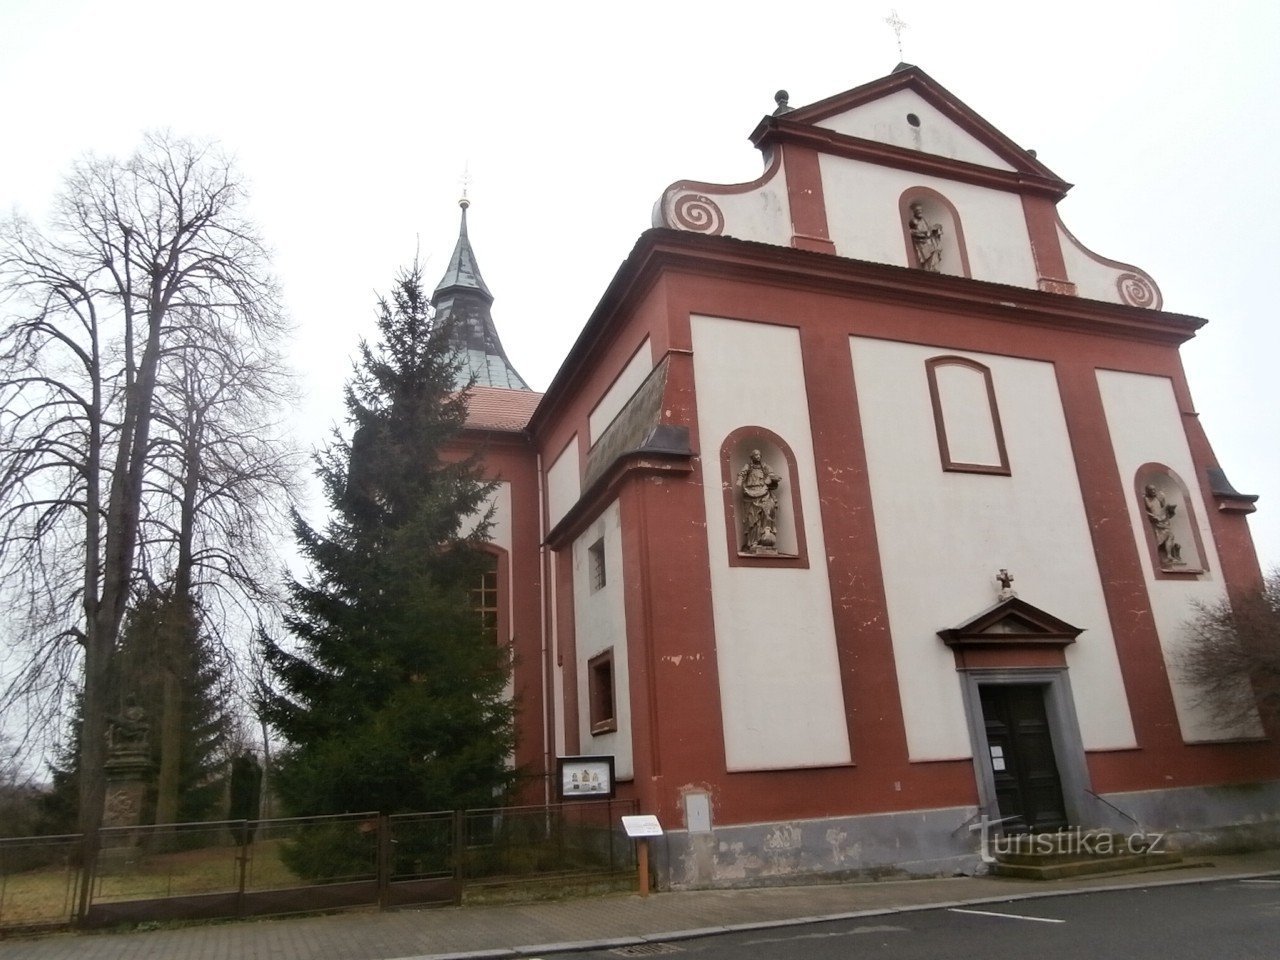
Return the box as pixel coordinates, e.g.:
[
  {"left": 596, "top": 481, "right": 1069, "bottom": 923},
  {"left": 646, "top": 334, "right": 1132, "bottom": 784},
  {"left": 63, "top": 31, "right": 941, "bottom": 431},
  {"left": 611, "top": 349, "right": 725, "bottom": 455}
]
[
  {"left": 987, "top": 830, "right": 1184, "bottom": 880},
  {"left": 991, "top": 851, "right": 1185, "bottom": 881}
]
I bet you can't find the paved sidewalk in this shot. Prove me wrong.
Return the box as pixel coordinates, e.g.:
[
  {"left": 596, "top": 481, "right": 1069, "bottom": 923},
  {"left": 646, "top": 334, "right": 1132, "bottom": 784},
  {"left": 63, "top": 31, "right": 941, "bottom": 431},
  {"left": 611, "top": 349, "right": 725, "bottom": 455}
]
[{"left": 5, "top": 850, "right": 1280, "bottom": 960}]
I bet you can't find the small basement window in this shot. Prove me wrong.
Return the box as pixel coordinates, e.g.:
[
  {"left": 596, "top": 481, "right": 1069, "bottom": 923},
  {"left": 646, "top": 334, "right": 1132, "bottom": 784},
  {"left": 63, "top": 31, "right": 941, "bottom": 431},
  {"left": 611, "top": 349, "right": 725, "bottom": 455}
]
[{"left": 588, "top": 649, "right": 617, "bottom": 735}]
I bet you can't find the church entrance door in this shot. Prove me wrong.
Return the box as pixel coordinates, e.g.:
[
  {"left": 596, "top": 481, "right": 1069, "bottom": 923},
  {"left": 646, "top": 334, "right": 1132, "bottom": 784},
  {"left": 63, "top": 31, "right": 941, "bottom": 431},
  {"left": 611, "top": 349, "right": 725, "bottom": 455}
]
[{"left": 979, "top": 684, "right": 1068, "bottom": 833}]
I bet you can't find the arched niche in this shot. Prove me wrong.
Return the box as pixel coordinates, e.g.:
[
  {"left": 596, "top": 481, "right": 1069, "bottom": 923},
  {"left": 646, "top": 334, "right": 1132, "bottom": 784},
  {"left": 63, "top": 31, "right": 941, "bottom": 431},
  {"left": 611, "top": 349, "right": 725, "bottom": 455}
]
[
  {"left": 899, "top": 187, "right": 972, "bottom": 279},
  {"left": 1134, "top": 464, "right": 1208, "bottom": 577},
  {"left": 718, "top": 427, "right": 809, "bottom": 569}
]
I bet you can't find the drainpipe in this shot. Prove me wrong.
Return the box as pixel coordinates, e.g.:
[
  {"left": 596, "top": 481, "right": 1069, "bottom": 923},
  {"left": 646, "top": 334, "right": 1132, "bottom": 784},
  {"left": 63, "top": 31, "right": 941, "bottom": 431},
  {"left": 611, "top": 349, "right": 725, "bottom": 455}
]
[{"left": 536, "top": 451, "right": 552, "bottom": 807}]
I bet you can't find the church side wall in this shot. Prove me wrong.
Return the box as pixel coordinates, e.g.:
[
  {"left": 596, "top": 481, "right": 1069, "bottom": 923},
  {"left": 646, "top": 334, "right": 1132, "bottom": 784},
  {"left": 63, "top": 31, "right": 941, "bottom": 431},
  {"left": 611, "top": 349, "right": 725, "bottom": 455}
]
[{"left": 457, "top": 434, "right": 548, "bottom": 804}]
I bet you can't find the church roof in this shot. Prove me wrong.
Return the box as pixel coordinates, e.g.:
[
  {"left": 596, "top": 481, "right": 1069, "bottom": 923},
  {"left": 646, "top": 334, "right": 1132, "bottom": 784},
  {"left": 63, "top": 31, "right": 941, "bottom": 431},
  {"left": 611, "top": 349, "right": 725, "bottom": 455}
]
[
  {"left": 463, "top": 385, "right": 542, "bottom": 432},
  {"left": 432, "top": 201, "right": 531, "bottom": 391}
]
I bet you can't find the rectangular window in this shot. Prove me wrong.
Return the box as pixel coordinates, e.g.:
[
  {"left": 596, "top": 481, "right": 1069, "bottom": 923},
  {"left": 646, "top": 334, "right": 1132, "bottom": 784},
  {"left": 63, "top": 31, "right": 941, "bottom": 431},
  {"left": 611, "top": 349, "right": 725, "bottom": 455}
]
[
  {"left": 588, "top": 537, "right": 606, "bottom": 592},
  {"left": 472, "top": 556, "right": 499, "bottom": 643},
  {"left": 588, "top": 649, "right": 617, "bottom": 735}
]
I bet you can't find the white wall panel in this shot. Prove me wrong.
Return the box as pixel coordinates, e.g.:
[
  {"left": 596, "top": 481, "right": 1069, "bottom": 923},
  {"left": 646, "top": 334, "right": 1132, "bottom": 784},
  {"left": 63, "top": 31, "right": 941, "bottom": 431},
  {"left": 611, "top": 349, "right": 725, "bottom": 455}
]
[
  {"left": 546, "top": 435, "right": 580, "bottom": 531},
  {"left": 852, "top": 338, "right": 1136, "bottom": 759},
  {"left": 588, "top": 338, "right": 653, "bottom": 445},
  {"left": 1097, "top": 369, "right": 1263, "bottom": 741},
  {"left": 572, "top": 501, "right": 633, "bottom": 778},
  {"left": 817, "top": 88, "right": 1016, "bottom": 170},
  {"left": 820, "top": 156, "right": 1037, "bottom": 289},
  {"left": 692, "top": 316, "right": 851, "bottom": 771}
]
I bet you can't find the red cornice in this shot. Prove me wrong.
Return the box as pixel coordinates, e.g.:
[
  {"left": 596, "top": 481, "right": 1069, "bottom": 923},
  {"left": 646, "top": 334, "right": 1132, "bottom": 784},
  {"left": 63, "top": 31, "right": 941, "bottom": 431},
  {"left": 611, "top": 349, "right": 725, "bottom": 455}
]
[
  {"left": 750, "top": 118, "right": 1072, "bottom": 201},
  {"left": 544, "top": 451, "right": 694, "bottom": 549},
  {"left": 530, "top": 229, "right": 1205, "bottom": 439}
]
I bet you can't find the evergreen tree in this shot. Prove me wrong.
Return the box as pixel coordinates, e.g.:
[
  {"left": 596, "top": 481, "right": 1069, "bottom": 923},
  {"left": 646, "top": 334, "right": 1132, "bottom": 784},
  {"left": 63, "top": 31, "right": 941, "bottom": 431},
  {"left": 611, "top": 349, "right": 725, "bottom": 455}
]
[
  {"left": 37, "top": 590, "right": 233, "bottom": 832},
  {"left": 260, "top": 263, "right": 514, "bottom": 818},
  {"left": 114, "top": 588, "right": 232, "bottom": 824}
]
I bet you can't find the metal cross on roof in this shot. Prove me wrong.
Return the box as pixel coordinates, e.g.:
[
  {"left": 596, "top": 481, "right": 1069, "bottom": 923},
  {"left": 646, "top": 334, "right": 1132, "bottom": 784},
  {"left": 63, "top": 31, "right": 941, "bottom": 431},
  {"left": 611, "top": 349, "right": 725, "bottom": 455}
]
[{"left": 884, "top": 9, "right": 909, "bottom": 60}]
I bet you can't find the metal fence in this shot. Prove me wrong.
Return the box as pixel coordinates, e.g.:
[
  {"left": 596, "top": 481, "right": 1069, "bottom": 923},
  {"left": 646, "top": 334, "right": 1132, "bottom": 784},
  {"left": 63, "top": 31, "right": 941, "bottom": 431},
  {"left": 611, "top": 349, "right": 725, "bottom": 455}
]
[
  {"left": 0, "top": 799, "right": 638, "bottom": 931},
  {"left": 0, "top": 833, "right": 81, "bottom": 930}
]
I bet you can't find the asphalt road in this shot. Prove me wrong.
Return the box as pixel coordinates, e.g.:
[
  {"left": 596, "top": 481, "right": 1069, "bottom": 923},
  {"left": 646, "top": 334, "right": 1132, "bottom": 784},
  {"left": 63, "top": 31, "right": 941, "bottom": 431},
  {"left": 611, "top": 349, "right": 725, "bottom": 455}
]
[{"left": 559, "top": 877, "right": 1280, "bottom": 960}]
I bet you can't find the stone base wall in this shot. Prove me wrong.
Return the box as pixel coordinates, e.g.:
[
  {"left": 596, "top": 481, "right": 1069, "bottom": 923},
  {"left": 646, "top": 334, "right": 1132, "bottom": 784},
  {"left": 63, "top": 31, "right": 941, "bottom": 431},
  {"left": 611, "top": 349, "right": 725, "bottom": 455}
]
[
  {"left": 1096, "top": 780, "right": 1280, "bottom": 853},
  {"left": 656, "top": 805, "right": 984, "bottom": 890},
  {"left": 655, "top": 780, "right": 1280, "bottom": 889}
]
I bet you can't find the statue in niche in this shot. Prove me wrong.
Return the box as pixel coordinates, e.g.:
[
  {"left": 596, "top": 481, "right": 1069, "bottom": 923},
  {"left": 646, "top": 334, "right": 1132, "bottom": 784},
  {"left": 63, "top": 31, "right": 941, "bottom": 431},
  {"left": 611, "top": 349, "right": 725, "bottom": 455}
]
[
  {"left": 106, "top": 695, "right": 150, "bottom": 757},
  {"left": 736, "top": 449, "right": 782, "bottom": 553},
  {"left": 908, "top": 202, "right": 943, "bottom": 272},
  {"left": 1143, "top": 483, "right": 1185, "bottom": 568}
]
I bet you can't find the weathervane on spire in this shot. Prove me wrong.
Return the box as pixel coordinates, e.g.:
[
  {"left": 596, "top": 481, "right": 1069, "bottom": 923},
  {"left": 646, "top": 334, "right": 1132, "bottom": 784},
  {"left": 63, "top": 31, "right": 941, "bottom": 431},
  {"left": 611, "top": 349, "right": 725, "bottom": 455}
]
[
  {"left": 885, "top": 9, "right": 909, "bottom": 60},
  {"left": 459, "top": 162, "right": 473, "bottom": 210}
]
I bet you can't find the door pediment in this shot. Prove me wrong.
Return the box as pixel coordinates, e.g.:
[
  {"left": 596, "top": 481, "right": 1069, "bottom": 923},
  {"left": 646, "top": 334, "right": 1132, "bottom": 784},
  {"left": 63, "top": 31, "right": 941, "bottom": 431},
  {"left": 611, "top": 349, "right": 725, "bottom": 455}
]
[{"left": 938, "top": 597, "right": 1083, "bottom": 648}]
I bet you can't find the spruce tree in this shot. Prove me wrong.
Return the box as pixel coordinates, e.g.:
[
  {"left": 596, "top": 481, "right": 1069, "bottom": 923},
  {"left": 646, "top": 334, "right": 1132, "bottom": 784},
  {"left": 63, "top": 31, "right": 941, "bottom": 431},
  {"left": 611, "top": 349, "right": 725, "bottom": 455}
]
[
  {"left": 260, "top": 263, "right": 514, "bottom": 818},
  {"left": 37, "top": 591, "right": 232, "bottom": 832}
]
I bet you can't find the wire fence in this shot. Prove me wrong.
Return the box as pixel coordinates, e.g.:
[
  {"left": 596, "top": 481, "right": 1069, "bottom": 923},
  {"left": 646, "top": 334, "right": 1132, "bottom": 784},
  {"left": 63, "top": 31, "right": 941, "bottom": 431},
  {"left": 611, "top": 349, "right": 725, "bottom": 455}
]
[{"left": 0, "top": 799, "right": 638, "bottom": 931}]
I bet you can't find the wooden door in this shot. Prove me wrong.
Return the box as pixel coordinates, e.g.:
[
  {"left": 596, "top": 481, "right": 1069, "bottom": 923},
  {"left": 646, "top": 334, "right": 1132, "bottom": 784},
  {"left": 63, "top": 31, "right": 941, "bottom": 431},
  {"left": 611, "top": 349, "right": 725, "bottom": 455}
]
[{"left": 979, "top": 684, "right": 1068, "bottom": 833}]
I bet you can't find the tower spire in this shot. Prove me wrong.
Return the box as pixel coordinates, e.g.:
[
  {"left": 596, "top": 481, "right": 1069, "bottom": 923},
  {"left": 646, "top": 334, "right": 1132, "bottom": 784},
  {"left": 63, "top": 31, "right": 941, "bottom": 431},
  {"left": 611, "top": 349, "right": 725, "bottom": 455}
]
[{"left": 432, "top": 198, "right": 530, "bottom": 391}]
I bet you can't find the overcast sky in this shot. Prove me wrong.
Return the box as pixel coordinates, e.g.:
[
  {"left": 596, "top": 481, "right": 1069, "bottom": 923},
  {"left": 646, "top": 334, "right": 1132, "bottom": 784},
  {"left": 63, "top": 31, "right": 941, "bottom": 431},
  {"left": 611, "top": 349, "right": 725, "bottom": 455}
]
[{"left": 3, "top": 0, "right": 1277, "bottom": 570}]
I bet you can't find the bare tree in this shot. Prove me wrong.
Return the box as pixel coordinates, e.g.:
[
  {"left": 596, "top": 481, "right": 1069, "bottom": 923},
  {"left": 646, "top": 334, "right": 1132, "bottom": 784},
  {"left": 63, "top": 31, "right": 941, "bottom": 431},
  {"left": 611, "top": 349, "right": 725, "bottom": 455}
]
[
  {"left": 138, "top": 321, "right": 299, "bottom": 825},
  {"left": 1181, "top": 570, "right": 1280, "bottom": 731},
  {"left": 0, "top": 134, "right": 287, "bottom": 884}
]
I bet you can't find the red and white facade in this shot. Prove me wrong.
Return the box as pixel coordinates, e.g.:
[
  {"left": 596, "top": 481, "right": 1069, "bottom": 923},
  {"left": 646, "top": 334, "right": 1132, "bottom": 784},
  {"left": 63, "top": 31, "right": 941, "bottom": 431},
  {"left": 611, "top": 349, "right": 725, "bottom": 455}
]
[{"left": 455, "top": 66, "right": 1280, "bottom": 885}]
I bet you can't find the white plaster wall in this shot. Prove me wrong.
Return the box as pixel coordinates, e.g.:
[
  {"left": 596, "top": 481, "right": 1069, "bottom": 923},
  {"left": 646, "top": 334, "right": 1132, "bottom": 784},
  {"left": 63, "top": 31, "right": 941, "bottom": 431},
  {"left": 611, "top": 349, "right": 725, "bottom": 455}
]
[
  {"left": 572, "top": 501, "right": 634, "bottom": 779},
  {"left": 1058, "top": 225, "right": 1127, "bottom": 305},
  {"left": 588, "top": 338, "right": 653, "bottom": 445},
  {"left": 1096, "top": 370, "right": 1264, "bottom": 742},
  {"left": 545, "top": 435, "right": 580, "bottom": 531},
  {"left": 817, "top": 89, "right": 1017, "bottom": 171},
  {"left": 692, "top": 315, "right": 851, "bottom": 771},
  {"left": 934, "top": 363, "right": 1001, "bottom": 466},
  {"left": 819, "top": 156, "right": 1038, "bottom": 288},
  {"left": 851, "top": 338, "right": 1136, "bottom": 760},
  {"left": 459, "top": 481, "right": 512, "bottom": 550}
]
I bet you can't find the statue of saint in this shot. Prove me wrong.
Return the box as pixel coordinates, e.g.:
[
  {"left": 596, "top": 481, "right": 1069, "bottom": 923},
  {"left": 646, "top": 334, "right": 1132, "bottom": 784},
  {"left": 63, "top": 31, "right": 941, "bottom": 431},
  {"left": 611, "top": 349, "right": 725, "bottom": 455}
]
[
  {"left": 909, "top": 202, "right": 944, "bottom": 272},
  {"left": 1143, "top": 484, "right": 1184, "bottom": 567},
  {"left": 106, "top": 696, "right": 150, "bottom": 757},
  {"left": 736, "top": 449, "right": 781, "bottom": 553}
]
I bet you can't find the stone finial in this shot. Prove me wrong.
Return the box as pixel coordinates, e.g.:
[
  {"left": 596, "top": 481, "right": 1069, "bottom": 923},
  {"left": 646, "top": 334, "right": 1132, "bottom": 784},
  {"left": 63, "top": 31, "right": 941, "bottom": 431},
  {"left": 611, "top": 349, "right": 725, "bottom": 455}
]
[{"left": 773, "top": 90, "right": 792, "bottom": 115}]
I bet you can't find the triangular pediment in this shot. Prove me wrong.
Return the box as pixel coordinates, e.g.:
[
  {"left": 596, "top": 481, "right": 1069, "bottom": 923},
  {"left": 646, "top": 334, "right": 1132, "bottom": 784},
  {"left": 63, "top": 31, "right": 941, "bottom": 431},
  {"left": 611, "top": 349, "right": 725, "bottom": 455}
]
[
  {"left": 751, "top": 65, "right": 1067, "bottom": 192},
  {"left": 937, "top": 596, "right": 1083, "bottom": 648}
]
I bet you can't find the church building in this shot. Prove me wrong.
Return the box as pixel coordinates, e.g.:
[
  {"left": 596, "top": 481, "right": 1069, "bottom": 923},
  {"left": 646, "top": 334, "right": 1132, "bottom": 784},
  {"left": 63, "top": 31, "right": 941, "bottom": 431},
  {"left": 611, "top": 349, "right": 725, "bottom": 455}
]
[{"left": 438, "top": 64, "right": 1280, "bottom": 887}]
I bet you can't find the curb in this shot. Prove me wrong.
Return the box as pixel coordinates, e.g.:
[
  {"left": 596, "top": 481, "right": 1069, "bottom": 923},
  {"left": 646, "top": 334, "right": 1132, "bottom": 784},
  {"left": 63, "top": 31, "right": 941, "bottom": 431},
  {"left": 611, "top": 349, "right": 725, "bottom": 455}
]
[{"left": 403, "top": 866, "right": 1280, "bottom": 960}]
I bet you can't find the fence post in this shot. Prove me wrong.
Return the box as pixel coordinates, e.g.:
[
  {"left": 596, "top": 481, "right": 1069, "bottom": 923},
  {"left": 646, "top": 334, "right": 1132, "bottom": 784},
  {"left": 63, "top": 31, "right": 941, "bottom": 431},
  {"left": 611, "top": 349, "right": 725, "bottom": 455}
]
[
  {"left": 376, "top": 816, "right": 391, "bottom": 910},
  {"left": 74, "top": 831, "right": 98, "bottom": 926},
  {"left": 451, "top": 810, "right": 465, "bottom": 906},
  {"left": 235, "top": 822, "right": 250, "bottom": 918}
]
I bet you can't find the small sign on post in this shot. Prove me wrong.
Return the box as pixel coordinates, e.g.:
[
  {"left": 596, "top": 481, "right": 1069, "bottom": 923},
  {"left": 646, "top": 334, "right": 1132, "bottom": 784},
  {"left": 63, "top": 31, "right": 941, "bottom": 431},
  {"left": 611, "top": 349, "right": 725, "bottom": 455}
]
[{"left": 621, "top": 815, "right": 662, "bottom": 897}]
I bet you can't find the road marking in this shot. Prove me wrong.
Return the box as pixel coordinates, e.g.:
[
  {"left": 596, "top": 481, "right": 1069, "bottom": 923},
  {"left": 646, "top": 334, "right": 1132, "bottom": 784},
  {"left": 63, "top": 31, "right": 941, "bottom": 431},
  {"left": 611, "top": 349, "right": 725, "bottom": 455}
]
[
  {"left": 949, "top": 907, "right": 1065, "bottom": 924},
  {"left": 744, "top": 925, "right": 908, "bottom": 945},
  {"left": 1239, "top": 879, "right": 1280, "bottom": 885}
]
